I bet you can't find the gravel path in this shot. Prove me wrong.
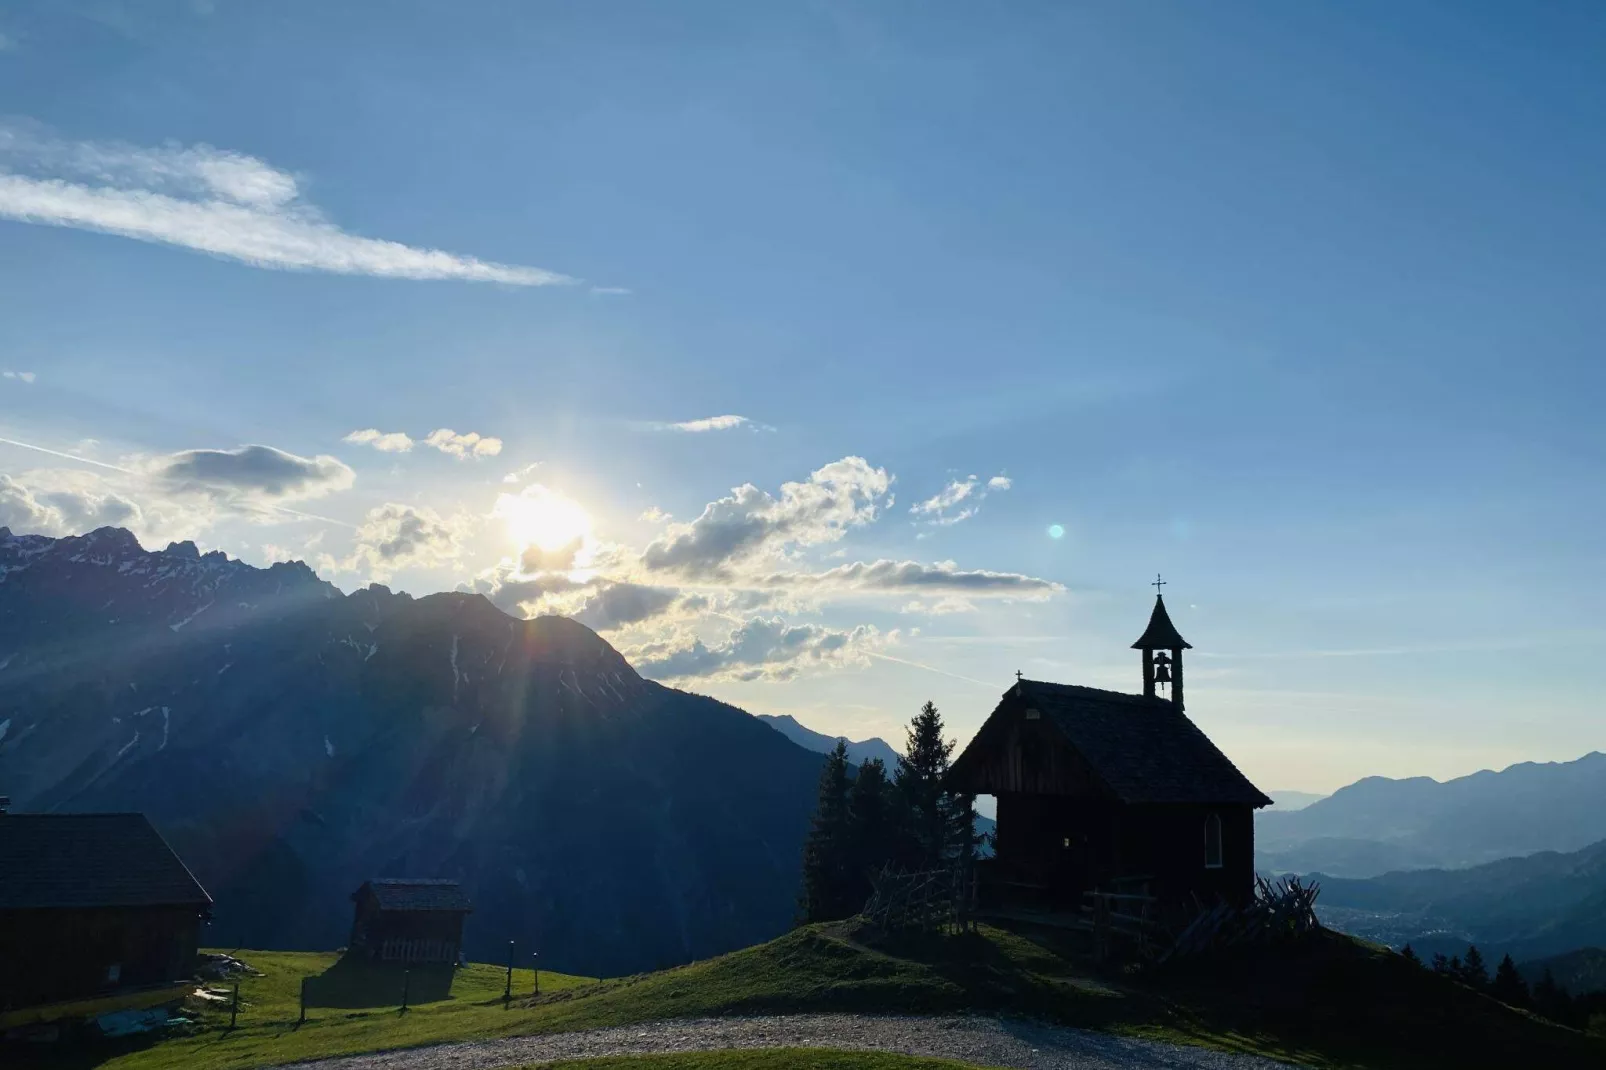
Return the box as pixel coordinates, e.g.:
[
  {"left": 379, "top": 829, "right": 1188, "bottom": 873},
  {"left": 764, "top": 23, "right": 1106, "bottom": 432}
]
[{"left": 277, "top": 1014, "right": 1302, "bottom": 1070}]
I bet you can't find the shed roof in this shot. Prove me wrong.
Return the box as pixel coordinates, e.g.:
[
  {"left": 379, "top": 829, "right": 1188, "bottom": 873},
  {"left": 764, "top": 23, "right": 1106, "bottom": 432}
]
[
  {"left": 357, "top": 879, "right": 473, "bottom": 913},
  {"left": 1131, "top": 595, "right": 1192, "bottom": 650},
  {"left": 0, "top": 813, "right": 212, "bottom": 910},
  {"left": 953, "top": 680, "right": 1272, "bottom": 807}
]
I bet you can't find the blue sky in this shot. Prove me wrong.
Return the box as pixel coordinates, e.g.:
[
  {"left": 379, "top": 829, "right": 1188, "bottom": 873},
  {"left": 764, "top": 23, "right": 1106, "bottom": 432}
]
[{"left": 1, "top": 1, "right": 1602, "bottom": 792}]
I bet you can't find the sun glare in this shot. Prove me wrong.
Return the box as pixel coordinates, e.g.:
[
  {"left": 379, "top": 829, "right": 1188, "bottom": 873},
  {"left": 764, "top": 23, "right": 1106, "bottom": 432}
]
[{"left": 494, "top": 485, "right": 593, "bottom": 553}]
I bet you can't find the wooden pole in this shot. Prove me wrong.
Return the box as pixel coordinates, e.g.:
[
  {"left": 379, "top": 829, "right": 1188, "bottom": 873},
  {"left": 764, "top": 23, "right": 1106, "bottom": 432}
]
[
  {"left": 298, "top": 977, "right": 307, "bottom": 1025},
  {"left": 230, "top": 981, "right": 239, "bottom": 1029},
  {"left": 504, "top": 940, "right": 514, "bottom": 1005},
  {"left": 400, "top": 969, "right": 410, "bottom": 1013},
  {"left": 532, "top": 951, "right": 539, "bottom": 998}
]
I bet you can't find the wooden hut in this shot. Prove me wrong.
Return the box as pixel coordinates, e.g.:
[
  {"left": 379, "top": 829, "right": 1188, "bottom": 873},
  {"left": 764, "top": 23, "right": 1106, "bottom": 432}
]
[
  {"left": 348, "top": 880, "right": 472, "bottom": 965},
  {"left": 950, "top": 594, "right": 1272, "bottom": 911},
  {"left": 0, "top": 813, "right": 212, "bottom": 1021}
]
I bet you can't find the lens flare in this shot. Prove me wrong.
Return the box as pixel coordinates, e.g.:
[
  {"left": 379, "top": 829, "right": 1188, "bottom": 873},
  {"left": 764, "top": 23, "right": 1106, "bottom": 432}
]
[{"left": 1047, "top": 524, "right": 1065, "bottom": 540}]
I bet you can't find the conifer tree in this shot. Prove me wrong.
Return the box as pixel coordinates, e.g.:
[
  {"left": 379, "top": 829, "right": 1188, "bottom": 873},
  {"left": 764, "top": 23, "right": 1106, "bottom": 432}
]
[
  {"left": 1532, "top": 967, "right": 1572, "bottom": 1024},
  {"left": 1491, "top": 953, "right": 1529, "bottom": 1006},
  {"left": 895, "top": 700, "right": 958, "bottom": 870},
  {"left": 1460, "top": 945, "right": 1489, "bottom": 989},
  {"left": 799, "top": 740, "right": 853, "bottom": 922},
  {"left": 846, "top": 757, "right": 894, "bottom": 907},
  {"left": 1400, "top": 944, "right": 1420, "bottom": 966},
  {"left": 1431, "top": 952, "right": 1451, "bottom": 974}
]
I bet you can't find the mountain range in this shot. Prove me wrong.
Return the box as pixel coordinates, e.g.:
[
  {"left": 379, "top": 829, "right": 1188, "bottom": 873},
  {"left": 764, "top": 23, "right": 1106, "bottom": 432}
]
[
  {"left": 1314, "top": 838, "right": 1606, "bottom": 965},
  {"left": 0, "top": 526, "right": 833, "bottom": 977},
  {"left": 1257, "top": 752, "right": 1606, "bottom": 877},
  {"left": 756, "top": 714, "right": 902, "bottom": 772}
]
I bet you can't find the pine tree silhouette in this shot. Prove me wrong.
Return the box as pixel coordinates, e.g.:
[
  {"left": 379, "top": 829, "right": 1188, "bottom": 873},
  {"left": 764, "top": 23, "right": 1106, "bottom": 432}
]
[
  {"left": 1400, "top": 944, "right": 1420, "bottom": 966},
  {"left": 1460, "top": 944, "right": 1489, "bottom": 989},
  {"left": 846, "top": 756, "right": 894, "bottom": 908},
  {"left": 1491, "top": 953, "right": 1529, "bottom": 1007},
  {"left": 895, "top": 700, "right": 959, "bottom": 870},
  {"left": 799, "top": 740, "right": 853, "bottom": 922}
]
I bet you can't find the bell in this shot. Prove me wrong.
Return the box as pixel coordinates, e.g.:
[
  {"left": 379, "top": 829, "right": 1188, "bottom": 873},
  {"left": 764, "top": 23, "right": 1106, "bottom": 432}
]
[{"left": 1153, "top": 662, "right": 1172, "bottom": 684}]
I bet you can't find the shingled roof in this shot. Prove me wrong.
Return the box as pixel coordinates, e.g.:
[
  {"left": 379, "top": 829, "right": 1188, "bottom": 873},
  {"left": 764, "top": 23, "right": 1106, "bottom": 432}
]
[
  {"left": 0, "top": 813, "right": 212, "bottom": 910},
  {"left": 356, "top": 879, "right": 473, "bottom": 913},
  {"left": 956, "top": 680, "right": 1272, "bottom": 807}
]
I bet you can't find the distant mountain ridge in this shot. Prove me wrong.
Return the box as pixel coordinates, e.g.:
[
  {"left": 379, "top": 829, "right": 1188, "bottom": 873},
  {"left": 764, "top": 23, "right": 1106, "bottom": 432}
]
[
  {"left": 1313, "top": 837, "right": 1606, "bottom": 964},
  {"left": 0, "top": 527, "right": 831, "bottom": 977},
  {"left": 757, "top": 714, "right": 902, "bottom": 771},
  {"left": 1257, "top": 751, "right": 1606, "bottom": 877}
]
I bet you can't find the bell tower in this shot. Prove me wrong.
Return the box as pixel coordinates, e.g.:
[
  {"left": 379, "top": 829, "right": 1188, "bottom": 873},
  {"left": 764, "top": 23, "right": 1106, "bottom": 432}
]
[{"left": 1132, "top": 574, "right": 1192, "bottom": 709}]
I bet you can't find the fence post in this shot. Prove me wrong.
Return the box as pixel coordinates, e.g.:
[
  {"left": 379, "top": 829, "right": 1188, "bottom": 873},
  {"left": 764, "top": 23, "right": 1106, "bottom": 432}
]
[
  {"left": 400, "top": 969, "right": 410, "bottom": 1014},
  {"left": 230, "top": 981, "right": 239, "bottom": 1029},
  {"left": 504, "top": 940, "right": 514, "bottom": 1005},
  {"left": 532, "top": 951, "right": 540, "bottom": 998},
  {"left": 298, "top": 977, "right": 307, "bottom": 1025}
]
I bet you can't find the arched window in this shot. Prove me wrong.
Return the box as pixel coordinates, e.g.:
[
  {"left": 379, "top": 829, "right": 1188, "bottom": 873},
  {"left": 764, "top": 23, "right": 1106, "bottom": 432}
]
[{"left": 1204, "top": 812, "right": 1224, "bottom": 869}]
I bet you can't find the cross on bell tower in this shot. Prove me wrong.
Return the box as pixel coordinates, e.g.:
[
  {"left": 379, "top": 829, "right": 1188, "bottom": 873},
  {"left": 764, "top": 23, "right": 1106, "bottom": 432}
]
[{"left": 1132, "top": 576, "right": 1192, "bottom": 709}]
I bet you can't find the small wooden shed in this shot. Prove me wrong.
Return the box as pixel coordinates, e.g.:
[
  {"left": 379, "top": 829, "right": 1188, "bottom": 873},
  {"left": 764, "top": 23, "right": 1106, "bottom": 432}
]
[
  {"left": 348, "top": 879, "right": 472, "bottom": 965},
  {"left": 0, "top": 813, "right": 212, "bottom": 1016}
]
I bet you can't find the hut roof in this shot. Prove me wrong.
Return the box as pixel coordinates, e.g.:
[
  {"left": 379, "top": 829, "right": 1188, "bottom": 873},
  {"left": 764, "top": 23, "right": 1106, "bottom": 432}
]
[
  {"left": 952, "top": 680, "right": 1272, "bottom": 807},
  {"left": 0, "top": 813, "right": 212, "bottom": 910},
  {"left": 357, "top": 879, "right": 473, "bottom": 913}
]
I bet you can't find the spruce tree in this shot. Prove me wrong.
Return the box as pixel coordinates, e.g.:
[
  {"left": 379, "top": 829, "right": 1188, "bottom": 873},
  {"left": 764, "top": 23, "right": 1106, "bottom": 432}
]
[
  {"left": 1431, "top": 952, "right": 1451, "bottom": 974},
  {"left": 1491, "top": 953, "right": 1529, "bottom": 1006},
  {"left": 1532, "top": 968, "right": 1572, "bottom": 1024},
  {"left": 846, "top": 757, "right": 894, "bottom": 907},
  {"left": 1400, "top": 944, "right": 1420, "bottom": 966},
  {"left": 799, "top": 740, "right": 853, "bottom": 922},
  {"left": 895, "top": 700, "right": 958, "bottom": 870},
  {"left": 1460, "top": 945, "right": 1489, "bottom": 989}
]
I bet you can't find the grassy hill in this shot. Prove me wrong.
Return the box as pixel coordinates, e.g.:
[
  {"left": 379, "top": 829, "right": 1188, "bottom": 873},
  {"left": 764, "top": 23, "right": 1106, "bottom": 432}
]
[{"left": 21, "top": 923, "right": 1606, "bottom": 1070}]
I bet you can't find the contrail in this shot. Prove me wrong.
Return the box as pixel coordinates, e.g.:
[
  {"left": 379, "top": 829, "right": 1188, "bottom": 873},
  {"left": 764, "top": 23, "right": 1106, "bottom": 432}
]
[
  {"left": 0, "top": 435, "right": 137, "bottom": 474},
  {"left": 867, "top": 651, "right": 999, "bottom": 690},
  {"left": 0, "top": 433, "right": 355, "bottom": 529}
]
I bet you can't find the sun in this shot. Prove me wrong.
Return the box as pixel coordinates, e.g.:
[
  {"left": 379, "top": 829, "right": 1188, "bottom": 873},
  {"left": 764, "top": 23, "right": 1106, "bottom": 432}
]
[{"left": 494, "top": 485, "right": 593, "bottom": 553}]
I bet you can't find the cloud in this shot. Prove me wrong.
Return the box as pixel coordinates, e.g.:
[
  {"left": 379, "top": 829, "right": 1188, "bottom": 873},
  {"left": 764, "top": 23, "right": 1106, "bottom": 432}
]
[
  {"left": 572, "top": 582, "right": 682, "bottom": 632},
  {"left": 0, "top": 468, "right": 210, "bottom": 545},
  {"left": 149, "top": 444, "right": 354, "bottom": 507},
  {"left": 502, "top": 462, "right": 542, "bottom": 484},
  {"left": 2, "top": 370, "right": 35, "bottom": 383},
  {"left": 0, "top": 124, "right": 573, "bottom": 285},
  {"left": 423, "top": 428, "right": 502, "bottom": 460},
  {"left": 910, "top": 472, "right": 1011, "bottom": 526},
  {"left": 642, "top": 456, "right": 891, "bottom": 578},
  {"left": 590, "top": 286, "right": 632, "bottom": 296},
  {"left": 638, "top": 506, "right": 671, "bottom": 524},
  {"left": 343, "top": 428, "right": 414, "bottom": 453},
  {"left": 344, "top": 503, "right": 471, "bottom": 580},
  {"left": 648, "top": 414, "right": 770, "bottom": 433},
  {"left": 759, "top": 558, "right": 1061, "bottom": 597},
  {"left": 519, "top": 537, "right": 584, "bottom": 574},
  {"left": 627, "top": 616, "right": 888, "bottom": 682}
]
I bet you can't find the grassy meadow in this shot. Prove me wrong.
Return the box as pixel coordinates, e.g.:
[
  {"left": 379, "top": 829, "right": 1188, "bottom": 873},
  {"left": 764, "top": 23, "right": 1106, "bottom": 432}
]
[{"left": 16, "top": 923, "right": 1606, "bottom": 1070}]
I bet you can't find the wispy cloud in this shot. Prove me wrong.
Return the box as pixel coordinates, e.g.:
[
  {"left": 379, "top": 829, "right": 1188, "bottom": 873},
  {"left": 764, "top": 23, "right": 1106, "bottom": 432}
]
[
  {"left": 644, "top": 415, "right": 773, "bottom": 433},
  {"left": 0, "top": 124, "right": 574, "bottom": 285},
  {"left": 910, "top": 472, "right": 1011, "bottom": 526},
  {"left": 2, "top": 370, "right": 35, "bottom": 383}
]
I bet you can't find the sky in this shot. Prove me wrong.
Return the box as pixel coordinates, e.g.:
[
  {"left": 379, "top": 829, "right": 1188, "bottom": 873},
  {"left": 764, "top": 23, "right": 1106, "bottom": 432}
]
[{"left": 1, "top": 1, "right": 1603, "bottom": 794}]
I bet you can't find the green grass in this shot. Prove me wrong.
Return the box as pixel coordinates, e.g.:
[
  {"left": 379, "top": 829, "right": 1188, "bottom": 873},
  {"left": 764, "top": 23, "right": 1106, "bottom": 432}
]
[{"left": 21, "top": 924, "right": 1606, "bottom": 1070}]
